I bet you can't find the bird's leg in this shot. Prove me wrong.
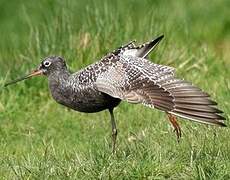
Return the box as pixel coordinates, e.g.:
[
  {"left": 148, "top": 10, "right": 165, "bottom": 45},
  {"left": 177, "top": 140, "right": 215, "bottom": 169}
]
[
  {"left": 167, "top": 113, "right": 182, "bottom": 141},
  {"left": 109, "top": 108, "right": 118, "bottom": 154}
]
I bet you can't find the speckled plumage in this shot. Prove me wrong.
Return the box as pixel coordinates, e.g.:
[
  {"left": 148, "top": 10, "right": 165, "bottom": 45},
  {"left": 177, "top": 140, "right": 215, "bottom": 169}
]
[
  {"left": 48, "top": 36, "right": 173, "bottom": 113},
  {"left": 45, "top": 36, "right": 225, "bottom": 127},
  {"left": 5, "top": 35, "right": 226, "bottom": 152}
]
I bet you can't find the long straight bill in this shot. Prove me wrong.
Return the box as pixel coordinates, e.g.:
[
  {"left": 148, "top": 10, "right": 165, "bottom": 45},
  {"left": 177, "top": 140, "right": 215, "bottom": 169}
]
[{"left": 4, "top": 69, "right": 43, "bottom": 87}]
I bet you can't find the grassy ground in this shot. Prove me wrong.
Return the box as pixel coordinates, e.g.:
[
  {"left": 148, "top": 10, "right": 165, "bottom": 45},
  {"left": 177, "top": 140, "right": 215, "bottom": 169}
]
[{"left": 0, "top": 0, "right": 230, "bottom": 179}]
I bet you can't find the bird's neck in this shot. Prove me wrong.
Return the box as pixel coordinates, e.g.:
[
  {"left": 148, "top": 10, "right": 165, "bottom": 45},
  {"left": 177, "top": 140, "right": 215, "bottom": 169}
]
[
  {"left": 48, "top": 70, "right": 71, "bottom": 89},
  {"left": 47, "top": 69, "right": 73, "bottom": 106}
]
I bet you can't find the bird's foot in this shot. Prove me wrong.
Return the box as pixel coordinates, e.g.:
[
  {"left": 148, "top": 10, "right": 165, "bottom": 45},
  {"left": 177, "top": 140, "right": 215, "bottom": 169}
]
[
  {"left": 112, "top": 128, "right": 118, "bottom": 154},
  {"left": 167, "top": 113, "right": 182, "bottom": 141}
]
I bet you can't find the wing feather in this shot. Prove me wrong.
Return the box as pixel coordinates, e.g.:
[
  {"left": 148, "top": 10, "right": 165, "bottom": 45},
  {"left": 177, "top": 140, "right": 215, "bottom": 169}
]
[{"left": 95, "top": 55, "right": 226, "bottom": 126}]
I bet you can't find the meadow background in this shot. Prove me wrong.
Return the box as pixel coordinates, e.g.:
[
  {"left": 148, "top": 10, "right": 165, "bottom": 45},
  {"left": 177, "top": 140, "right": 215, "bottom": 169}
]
[{"left": 0, "top": 0, "right": 230, "bottom": 179}]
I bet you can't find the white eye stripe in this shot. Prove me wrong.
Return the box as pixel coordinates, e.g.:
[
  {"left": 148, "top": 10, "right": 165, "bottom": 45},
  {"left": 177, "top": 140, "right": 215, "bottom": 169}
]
[{"left": 43, "top": 60, "right": 51, "bottom": 67}]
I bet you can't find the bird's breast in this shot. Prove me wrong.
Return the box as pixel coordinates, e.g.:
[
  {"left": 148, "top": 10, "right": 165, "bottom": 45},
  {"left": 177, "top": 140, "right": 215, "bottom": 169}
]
[{"left": 49, "top": 81, "right": 120, "bottom": 113}]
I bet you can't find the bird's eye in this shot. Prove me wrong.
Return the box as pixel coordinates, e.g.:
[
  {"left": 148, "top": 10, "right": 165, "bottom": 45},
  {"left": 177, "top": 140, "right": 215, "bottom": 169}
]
[{"left": 43, "top": 60, "right": 51, "bottom": 67}]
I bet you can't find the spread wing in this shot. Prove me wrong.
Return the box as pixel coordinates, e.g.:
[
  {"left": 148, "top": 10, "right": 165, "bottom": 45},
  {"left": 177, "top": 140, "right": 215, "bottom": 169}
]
[{"left": 95, "top": 55, "right": 226, "bottom": 126}]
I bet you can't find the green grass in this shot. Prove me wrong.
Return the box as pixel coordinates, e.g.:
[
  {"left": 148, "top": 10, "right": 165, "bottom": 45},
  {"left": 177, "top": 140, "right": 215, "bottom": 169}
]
[{"left": 0, "top": 0, "right": 230, "bottom": 179}]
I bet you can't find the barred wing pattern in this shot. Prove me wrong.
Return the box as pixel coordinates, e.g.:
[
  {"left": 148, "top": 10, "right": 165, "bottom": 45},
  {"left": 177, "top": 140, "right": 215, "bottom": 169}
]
[{"left": 96, "top": 55, "right": 226, "bottom": 126}]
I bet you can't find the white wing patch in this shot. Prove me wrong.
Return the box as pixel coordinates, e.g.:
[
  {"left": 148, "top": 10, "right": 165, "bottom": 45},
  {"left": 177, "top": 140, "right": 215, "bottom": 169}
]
[{"left": 123, "top": 49, "right": 138, "bottom": 56}]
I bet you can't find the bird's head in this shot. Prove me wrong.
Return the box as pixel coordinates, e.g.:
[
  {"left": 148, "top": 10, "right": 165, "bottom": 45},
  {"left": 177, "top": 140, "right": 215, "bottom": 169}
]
[
  {"left": 38, "top": 56, "right": 67, "bottom": 76},
  {"left": 4, "top": 56, "right": 67, "bottom": 87}
]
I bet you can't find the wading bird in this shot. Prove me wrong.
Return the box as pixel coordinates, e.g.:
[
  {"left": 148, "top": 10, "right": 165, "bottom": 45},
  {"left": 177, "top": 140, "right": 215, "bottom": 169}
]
[{"left": 5, "top": 35, "right": 226, "bottom": 153}]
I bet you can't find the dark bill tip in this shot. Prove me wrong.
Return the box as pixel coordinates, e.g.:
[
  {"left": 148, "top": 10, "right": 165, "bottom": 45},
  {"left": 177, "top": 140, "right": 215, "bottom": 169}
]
[{"left": 4, "top": 69, "right": 43, "bottom": 87}]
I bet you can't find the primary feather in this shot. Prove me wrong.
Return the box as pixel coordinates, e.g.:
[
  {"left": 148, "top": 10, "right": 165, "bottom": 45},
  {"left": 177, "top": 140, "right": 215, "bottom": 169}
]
[{"left": 95, "top": 54, "right": 226, "bottom": 126}]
